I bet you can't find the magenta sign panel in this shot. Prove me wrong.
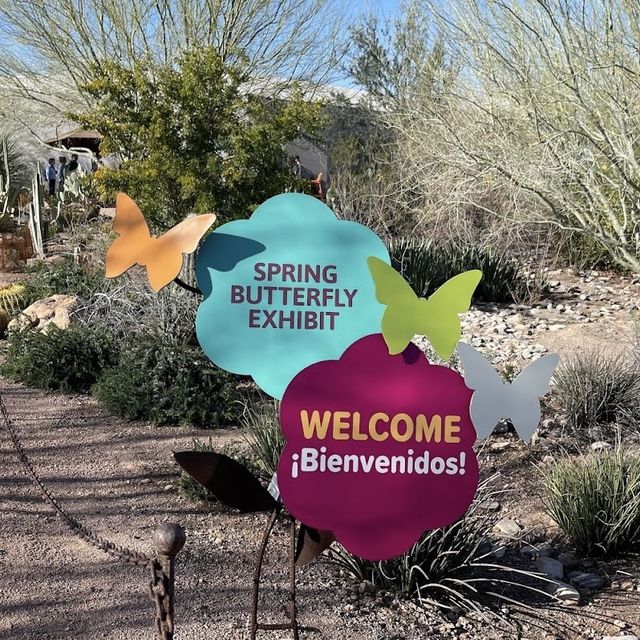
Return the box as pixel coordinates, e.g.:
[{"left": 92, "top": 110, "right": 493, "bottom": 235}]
[{"left": 277, "top": 334, "right": 480, "bottom": 560}]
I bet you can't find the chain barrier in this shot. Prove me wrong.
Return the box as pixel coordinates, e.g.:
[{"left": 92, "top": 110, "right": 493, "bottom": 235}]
[{"left": 0, "top": 389, "right": 180, "bottom": 638}]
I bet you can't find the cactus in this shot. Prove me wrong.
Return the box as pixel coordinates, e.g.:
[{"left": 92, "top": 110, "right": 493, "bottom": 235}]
[{"left": 0, "top": 283, "right": 26, "bottom": 316}]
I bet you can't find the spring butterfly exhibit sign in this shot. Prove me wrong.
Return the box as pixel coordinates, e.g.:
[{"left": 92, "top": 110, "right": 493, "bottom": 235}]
[
  {"left": 277, "top": 334, "right": 480, "bottom": 560},
  {"left": 195, "top": 193, "right": 389, "bottom": 399},
  {"left": 104, "top": 190, "right": 561, "bottom": 566}
]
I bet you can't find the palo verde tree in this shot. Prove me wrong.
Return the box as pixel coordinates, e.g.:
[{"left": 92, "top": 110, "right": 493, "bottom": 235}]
[
  {"left": 356, "top": 0, "right": 640, "bottom": 270},
  {"left": 70, "top": 47, "right": 323, "bottom": 226},
  {"left": 0, "top": 0, "right": 347, "bottom": 139}
]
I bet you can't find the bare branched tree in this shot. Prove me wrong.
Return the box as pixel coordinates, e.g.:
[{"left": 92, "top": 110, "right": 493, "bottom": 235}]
[
  {"left": 383, "top": 0, "right": 640, "bottom": 269},
  {"left": 0, "top": 0, "right": 348, "bottom": 135}
]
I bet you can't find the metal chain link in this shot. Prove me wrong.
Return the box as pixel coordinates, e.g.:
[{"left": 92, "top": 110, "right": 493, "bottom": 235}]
[
  {"left": 1, "top": 389, "right": 178, "bottom": 638},
  {"left": 149, "top": 559, "right": 174, "bottom": 639},
  {"left": 0, "top": 391, "right": 153, "bottom": 566}
]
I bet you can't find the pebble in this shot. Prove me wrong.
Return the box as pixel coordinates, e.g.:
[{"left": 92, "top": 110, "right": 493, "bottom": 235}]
[
  {"left": 537, "top": 556, "right": 564, "bottom": 580},
  {"left": 494, "top": 517, "right": 522, "bottom": 537},
  {"left": 568, "top": 571, "right": 606, "bottom": 590},
  {"left": 413, "top": 268, "right": 640, "bottom": 368}
]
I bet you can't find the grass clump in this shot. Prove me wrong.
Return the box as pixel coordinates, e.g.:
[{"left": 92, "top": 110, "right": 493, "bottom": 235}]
[
  {"left": 552, "top": 350, "right": 640, "bottom": 430},
  {"left": 389, "top": 238, "right": 538, "bottom": 304},
  {"left": 543, "top": 448, "right": 640, "bottom": 555},
  {"left": 242, "top": 399, "right": 284, "bottom": 481},
  {"left": 1, "top": 325, "right": 116, "bottom": 392},
  {"left": 93, "top": 336, "right": 243, "bottom": 427},
  {"left": 330, "top": 479, "right": 550, "bottom": 613}
]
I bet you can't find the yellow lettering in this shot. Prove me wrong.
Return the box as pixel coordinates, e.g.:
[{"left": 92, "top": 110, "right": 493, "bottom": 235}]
[
  {"left": 390, "top": 413, "right": 413, "bottom": 442},
  {"left": 369, "top": 412, "right": 389, "bottom": 441},
  {"left": 415, "top": 414, "right": 442, "bottom": 442},
  {"left": 333, "top": 411, "right": 352, "bottom": 440},
  {"left": 445, "top": 415, "right": 461, "bottom": 443},
  {"left": 300, "top": 410, "right": 331, "bottom": 439},
  {"left": 352, "top": 412, "right": 367, "bottom": 441}
]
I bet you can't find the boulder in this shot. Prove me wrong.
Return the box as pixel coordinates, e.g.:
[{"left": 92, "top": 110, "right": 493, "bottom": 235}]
[{"left": 8, "top": 294, "right": 80, "bottom": 332}]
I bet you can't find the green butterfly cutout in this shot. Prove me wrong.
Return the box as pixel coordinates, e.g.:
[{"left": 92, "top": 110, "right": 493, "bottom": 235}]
[{"left": 367, "top": 256, "right": 482, "bottom": 359}]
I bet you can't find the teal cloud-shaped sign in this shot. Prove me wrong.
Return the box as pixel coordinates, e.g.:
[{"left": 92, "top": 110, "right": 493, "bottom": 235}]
[{"left": 195, "top": 193, "right": 389, "bottom": 399}]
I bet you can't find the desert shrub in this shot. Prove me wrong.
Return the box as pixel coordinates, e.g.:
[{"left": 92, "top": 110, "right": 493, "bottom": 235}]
[
  {"left": 1, "top": 325, "right": 116, "bottom": 392},
  {"left": 552, "top": 351, "right": 640, "bottom": 430},
  {"left": 22, "top": 257, "right": 108, "bottom": 305},
  {"left": 93, "top": 337, "right": 244, "bottom": 426},
  {"left": 330, "top": 479, "right": 550, "bottom": 612},
  {"left": 543, "top": 448, "right": 640, "bottom": 555},
  {"left": 389, "top": 238, "right": 537, "bottom": 303},
  {"left": 242, "top": 399, "right": 284, "bottom": 481},
  {"left": 77, "top": 273, "right": 199, "bottom": 345}
]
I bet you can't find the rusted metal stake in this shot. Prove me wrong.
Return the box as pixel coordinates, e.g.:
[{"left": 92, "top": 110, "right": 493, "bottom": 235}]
[
  {"left": 250, "top": 508, "right": 279, "bottom": 639},
  {"left": 288, "top": 516, "right": 300, "bottom": 640},
  {"left": 151, "top": 523, "right": 186, "bottom": 640}
]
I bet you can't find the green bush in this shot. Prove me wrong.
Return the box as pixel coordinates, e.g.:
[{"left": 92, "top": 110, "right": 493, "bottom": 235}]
[
  {"left": 22, "top": 258, "right": 107, "bottom": 305},
  {"left": 93, "top": 337, "right": 243, "bottom": 426},
  {"left": 1, "top": 325, "right": 116, "bottom": 392},
  {"left": 552, "top": 350, "right": 640, "bottom": 430},
  {"left": 388, "top": 238, "right": 537, "bottom": 303},
  {"left": 242, "top": 399, "right": 284, "bottom": 481},
  {"left": 330, "top": 479, "right": 551, "bottom": 612},
  {"left": 543, "top": 448, "right": 640, "bottom": 555}
]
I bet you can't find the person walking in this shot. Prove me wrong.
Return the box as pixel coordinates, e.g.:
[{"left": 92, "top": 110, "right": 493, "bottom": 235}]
[
  {"left": 46, "top": 158, "right": 57, "bottom": 196},
  {"left": 58, "top": 156, "right": 68, "bottom": 192}
]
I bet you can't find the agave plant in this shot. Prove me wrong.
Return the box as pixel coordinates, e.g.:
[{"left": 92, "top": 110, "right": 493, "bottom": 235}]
[
  {"left": 329, "top": 477, "right": 557, "bottom": 619},
  {"left": 0, "top": 134, "right": 34, "bottom": 213}
]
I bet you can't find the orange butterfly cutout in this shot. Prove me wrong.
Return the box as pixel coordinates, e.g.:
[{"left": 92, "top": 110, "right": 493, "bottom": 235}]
[{"left": 105, "top": 193, "right": 216, "bottom": 292}]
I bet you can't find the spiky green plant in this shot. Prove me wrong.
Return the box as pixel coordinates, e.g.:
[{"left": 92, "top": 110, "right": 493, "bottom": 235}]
[
  {"left": 0, "top": 283, "right": 26, "bottom": 316},
  {"left": 543, "top": 448, "right": 640, "bottom": 555},
  {"left": 552, "top": 350, "right": 640, "bottom": 430},
  {"left": 242, "top": 399, "right": 284, "bottom": 481},
  {"left": 329, "top": 478, "right": 555, "bottom": 614},
  {"left": 388, "top": 238, "right": 538, "bottom": 303}
]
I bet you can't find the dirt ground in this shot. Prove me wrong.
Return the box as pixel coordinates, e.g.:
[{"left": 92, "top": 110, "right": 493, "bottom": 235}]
[
  {"left": 1, "top": 268, "right": 640, "bottom": 639},
  {"left": 2, "top": 384, "right": 640, "bottom": 640}
]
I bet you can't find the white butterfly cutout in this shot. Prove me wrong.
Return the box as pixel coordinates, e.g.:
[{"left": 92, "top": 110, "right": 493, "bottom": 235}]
[{"left": 457, "top": 342, "right": 560, "bottom": 443}]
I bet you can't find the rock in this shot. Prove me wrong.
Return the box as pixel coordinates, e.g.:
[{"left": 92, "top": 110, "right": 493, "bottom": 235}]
[
  {"left": 490, "top": 441, "right": 511, "bottom": 452},
  {"left": 8, "top": 294, "right": 80, "bottom": 332},
  {"left": 591, "top": 441, "right": 612, "bottom": 452},
  {"left": 537, "top": 556, "right": 564, "bottom": 580},
  {"left": 568, "top": 571, "right": 605, "bottom": 590},
  {"left": 495, "top": 518, "right": 522, "bottom": 537},
  {"left": 552, "top": 582, "right": 580, "bottom": 605},
  {"left": 558, "top": 551, "right": 578, "bottom": 567}
]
